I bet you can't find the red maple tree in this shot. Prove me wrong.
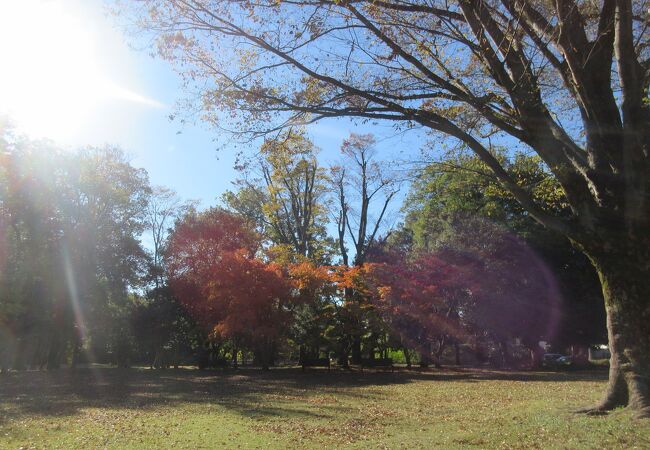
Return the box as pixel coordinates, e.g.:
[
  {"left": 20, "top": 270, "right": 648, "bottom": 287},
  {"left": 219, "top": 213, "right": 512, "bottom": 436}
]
[{"left": 167, "top": 208, "right": 292, "bottom": 369}]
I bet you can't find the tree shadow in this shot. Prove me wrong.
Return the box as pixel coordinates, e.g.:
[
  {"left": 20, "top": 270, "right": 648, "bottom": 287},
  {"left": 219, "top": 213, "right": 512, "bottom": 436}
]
[{"left": 0, "top": 366, "right": 608, "bottom": 424}]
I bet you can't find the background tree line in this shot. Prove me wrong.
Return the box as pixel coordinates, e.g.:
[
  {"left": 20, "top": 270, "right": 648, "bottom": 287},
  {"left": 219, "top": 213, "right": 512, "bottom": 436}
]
[{"left": 1, "top": 123, "right": 605, "bottom": 373}]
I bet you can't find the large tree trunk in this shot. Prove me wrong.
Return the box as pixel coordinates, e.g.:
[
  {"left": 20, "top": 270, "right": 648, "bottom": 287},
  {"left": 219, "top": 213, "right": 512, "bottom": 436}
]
[{"left": 581, "top": 246, "right": 650, "bottom": 418}]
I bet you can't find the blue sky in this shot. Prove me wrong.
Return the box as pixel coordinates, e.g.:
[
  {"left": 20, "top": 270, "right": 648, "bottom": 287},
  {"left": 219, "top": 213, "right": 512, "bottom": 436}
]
[{"left": 0, "top": 0, "right": 426, "bottom": 222}]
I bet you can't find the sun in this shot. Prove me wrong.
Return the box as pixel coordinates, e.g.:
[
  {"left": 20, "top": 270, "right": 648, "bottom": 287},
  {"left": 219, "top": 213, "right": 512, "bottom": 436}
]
[{"left": 0, "top": 0, "right": 161, "bottom": 142}]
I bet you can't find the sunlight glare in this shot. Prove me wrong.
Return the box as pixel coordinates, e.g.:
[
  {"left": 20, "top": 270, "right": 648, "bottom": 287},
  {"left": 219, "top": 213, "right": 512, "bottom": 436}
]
[{"left": 0, "top": 1, "right": 162, "bottom": 142}]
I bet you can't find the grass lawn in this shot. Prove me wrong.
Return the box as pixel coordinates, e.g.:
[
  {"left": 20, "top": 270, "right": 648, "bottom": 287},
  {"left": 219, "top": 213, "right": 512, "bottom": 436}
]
[{"left": 1, "top": 367, "right": 648, "bottom": 449}]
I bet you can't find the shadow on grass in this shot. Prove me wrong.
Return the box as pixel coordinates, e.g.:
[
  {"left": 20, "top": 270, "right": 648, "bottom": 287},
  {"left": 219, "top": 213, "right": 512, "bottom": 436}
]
[{"left": 0, "top": 366, "right": 608, "bottom": 423}]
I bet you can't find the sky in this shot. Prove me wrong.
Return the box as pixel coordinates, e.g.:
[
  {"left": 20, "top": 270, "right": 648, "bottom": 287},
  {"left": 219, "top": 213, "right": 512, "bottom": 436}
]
[{"left": 0, "top": 0, "right": 425, "bottom": 221}]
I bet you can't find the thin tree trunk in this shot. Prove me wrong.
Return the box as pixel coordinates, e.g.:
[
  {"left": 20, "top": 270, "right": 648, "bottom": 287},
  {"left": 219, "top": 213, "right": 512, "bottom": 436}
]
[
  {"left": 419, "top": 342, "right": 432, "bottom": 368},
  {"left": 419, "top": 351, "right": 431, "bottom": 368},
  {"left": 349, "top": 288, "right": 362, "bottom": 365},
  {"left": 434, "top": 336, "right": 446, "bottom": 369},
  {"left": 173, "top": 343, "right": 179, "bottom": 369},
  {"left": 70, "top": 342, "right": 81, "bottom": 369},
  {"left": 500, "top": 340, "right": 512, "bottom": 369},
  {"left": 232, "top": 350, "right": 237, "bottom": 369},
  {"left": 153, "top": 346, "right": 162, "bottom": 369},
  {"left": 403, "top": 347, "right": 411, "bottom": 368},
  {"left": 529, "top": 345, "right": 544, "bottom": 370},
  {"left": 46, "top": 334, "right": 62, "bottom": 371},
  {"left": 338, "top": 351, "right": 350, "bottom": 369},
  {"left": 12, "top": 337, "right": 26, "bottom": 371},
  {"left": 351, "top": 333, "right": 362, "bottom": 364}
]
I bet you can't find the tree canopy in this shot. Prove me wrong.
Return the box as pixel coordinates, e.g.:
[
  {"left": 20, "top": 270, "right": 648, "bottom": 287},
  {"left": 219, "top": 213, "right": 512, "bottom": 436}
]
[{"left": 124, "top": 0, "right": 650, "bottom": 416}]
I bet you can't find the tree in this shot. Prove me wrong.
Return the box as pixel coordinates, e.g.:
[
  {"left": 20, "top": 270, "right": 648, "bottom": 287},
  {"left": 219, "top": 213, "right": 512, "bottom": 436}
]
[
  {"left": 128, "top": 0, "right": 650, "bottom": 415},
  {"left": 403, "top": 152, "right": 606, "bottom": 352},
  {"left": 405, "top": 151, "right": 568, "bottom": 249},
  {"left": 167, "top": 208, "right": 293, "bottom": 369},
  {"left": 366, "top": 228, "right": 564, "bottom": 369},
  {"left": 166, "top": 208, "right": 260, "bottom": 318},
  {"left": 204, "top": 251, "right": 293, "bottom": 370},
  {"left": 144, "top": 186, "right": 195, "bottom": 289},
  {"left": 330, "top": 133, "right": 398, "bottom": 363},
  {"left": 444, "top": 219, "right": 562, "bottom": 368},
  {"left": 329, "top": 263, "right": 396, "bottom": 364},
  {"left": 364, "top": 254, "right": 469, "bottom": 368},
  {"left": 261, "top": 131, "right": 331, "bottom": 261},
  {"left": 60, "top": 146, "right": 151, "bottom": 368},
  {"left": 225, "top": 130, "right": 331, "bottom": 263},
  {"left": 286, "top": 261, "right": 337, "bottom": 361},
  {"left": 332, "top": 133, "right": 399, "bottom": 266},
  {"left": 139, "top": 187, "right": 198, "bottom": 368},
  {"left": 0, "top": 130, "right": 150, "bottom": 369},
  {"left": 328, "top": 264, "right": 372, "bottom": 366}
]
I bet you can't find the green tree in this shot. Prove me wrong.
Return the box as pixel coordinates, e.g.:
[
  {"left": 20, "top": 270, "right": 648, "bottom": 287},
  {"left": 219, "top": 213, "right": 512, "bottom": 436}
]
[
  {"left": 0, "top": 129, "right": 150, "bottom": 369},
  {"left": 224, "top": 130, "right": 332, "bottom": 263},
  {"left": 405, "top": 152, "right": 567, "bottom": 249},
  {"left": 404, "top": 152, "right": 606, "bottom": 359}
]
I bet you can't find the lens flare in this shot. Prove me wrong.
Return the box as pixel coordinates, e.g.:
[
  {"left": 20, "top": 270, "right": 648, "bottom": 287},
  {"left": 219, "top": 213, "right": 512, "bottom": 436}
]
[
  {"left": 369, "top": 214, "right": 562, "bottom": 367},
  {"left": 61, "top": 243, "right": 102, "bottom": 379},
  {"left": 0, "top": 1, "right": 163, "bottom": 142}
]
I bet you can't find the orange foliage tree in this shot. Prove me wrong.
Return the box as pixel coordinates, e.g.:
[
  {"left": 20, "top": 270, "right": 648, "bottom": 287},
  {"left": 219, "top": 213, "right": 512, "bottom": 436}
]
[
  {"left": 286, "top": 262, "right": 337, "bottom": 361},
  {"left": 328, "top": 264, "right": 384, "bottom": 365},
  {"left": 206, "top": 251, "right": 292, "bottom": 369}
]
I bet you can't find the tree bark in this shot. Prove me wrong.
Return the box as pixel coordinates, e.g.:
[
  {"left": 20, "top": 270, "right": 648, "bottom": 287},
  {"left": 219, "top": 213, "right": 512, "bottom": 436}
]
[
  {"left": 434, "top": 336, "right": 446, "bottom": 369},
  {"left": 351, "top": 336, "right": 362, "bottom": 365},
  {"left": 529, "top": 345, "right": 544, "bottom": 370},
  {"left": 403, "top": 347, "right": 412, "bottom": 368},
  {"left": 70, "top": 341, "right": 81, "bottom": 369},
  {"left": 231, "top": 346, "right": 238, "bottom": 369},
  {"left": 46, "top": 334, "right": 62, "bottom": 371},
  {"left": 419, "top": 351, "right": 431, "bottom": 368},
  {"left": 499, "top": 340, "right": 512, "bottom": 369},
  {"left": 579, "top": 245, "right": 650, "bottom": 418},
  {"left": 337, "top": 351, "right": 350, "bottom": 369}
]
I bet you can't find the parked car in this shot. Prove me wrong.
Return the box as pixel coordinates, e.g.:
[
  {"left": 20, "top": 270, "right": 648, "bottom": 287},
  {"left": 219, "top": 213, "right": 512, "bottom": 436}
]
[
  {"left": 543, "top": 353, "right": 562, "bottom": 363},
  {"left": 543, "top": 353, "right": 572, "bottom": 368}
]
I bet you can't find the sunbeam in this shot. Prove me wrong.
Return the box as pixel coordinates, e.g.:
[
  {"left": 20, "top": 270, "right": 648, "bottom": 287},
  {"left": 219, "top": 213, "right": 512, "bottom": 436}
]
[{"left": 0, "top": 0, "right": 163, "bottom": 142}]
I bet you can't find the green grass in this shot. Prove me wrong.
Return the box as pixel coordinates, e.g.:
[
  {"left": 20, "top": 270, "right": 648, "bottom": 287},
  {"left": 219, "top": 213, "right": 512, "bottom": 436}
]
[{"left": 1, "top": 367, "right": 648, "bottom": 449}]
